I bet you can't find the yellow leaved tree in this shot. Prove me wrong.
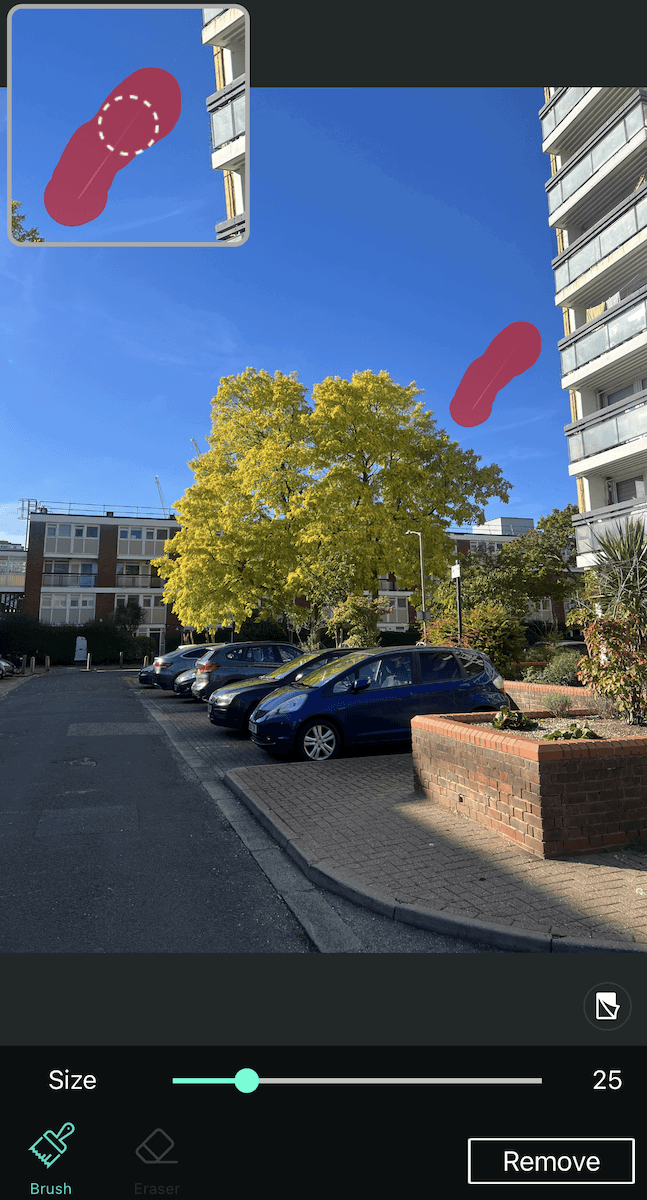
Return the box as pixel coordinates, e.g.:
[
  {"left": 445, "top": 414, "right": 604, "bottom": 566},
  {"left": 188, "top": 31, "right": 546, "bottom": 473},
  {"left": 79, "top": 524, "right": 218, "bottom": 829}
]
[{"left": 153, "top": 368, "right": 511, "bottom": 636}]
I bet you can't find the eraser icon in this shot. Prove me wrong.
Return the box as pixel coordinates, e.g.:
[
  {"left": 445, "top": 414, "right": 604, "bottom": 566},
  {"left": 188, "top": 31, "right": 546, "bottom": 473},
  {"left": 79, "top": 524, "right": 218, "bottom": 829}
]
[
  {"left": 44, "top": 67, "right": 181, "bottom": 227},
  {"left": 450, "top": 321, "right": 541, "bottom": 427}
]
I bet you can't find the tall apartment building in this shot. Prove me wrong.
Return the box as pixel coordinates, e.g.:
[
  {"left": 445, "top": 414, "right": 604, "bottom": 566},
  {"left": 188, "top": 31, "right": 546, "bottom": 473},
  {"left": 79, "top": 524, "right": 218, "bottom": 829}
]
[
  {"left": 19, "top": 502, "right": 182, "bottom": 656},
  {"left": 0, "top": 540, "right": 26, "bottom": 613},
  {"left": 540, "top": 87, "right": 647, "bottom": 567},
  {"left": 202, "top": 7, "right": 246, "bottom": 243}
]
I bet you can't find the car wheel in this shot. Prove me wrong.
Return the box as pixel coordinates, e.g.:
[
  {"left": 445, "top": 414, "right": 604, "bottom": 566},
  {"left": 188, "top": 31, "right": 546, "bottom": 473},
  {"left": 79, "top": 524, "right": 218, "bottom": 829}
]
[{"left": 297, "top": 720, "right": 341, "bottom": 761}]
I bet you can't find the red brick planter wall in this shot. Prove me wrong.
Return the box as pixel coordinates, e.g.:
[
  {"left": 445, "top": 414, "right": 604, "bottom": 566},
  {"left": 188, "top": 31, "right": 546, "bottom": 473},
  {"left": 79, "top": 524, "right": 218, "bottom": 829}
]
[
  {"left": 504, "top": 680, "right": 595, "bottom": 710},
  {"left": 411, "top": 712, "right": 647, "bottom": 859}
]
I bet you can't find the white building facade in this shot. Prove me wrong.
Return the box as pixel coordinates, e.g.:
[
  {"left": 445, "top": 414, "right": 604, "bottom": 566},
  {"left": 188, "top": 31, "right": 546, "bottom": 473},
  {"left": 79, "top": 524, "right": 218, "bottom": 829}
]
[
  {"left": 202, "top": 7, "right": 247, "bottom": 243},
  {"left": 540, "top": 87, "right": 647, "bottom": 566}
]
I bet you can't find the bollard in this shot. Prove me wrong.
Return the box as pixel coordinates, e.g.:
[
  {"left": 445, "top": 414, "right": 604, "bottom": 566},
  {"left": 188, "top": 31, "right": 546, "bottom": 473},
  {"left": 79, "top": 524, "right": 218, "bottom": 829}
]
[
  {"left": 29, "top": 656, "right": 36, "bottom": 674},
  {"left": 20, "top": 655, "right": 27, "bottom": 676},
  {"left": 45, "top": 656, "right": 50, "bottom": 672},
  {"left": 86, "top": 652, "right": 92, "bottom": 671},
  {"left": 143, "top": 655, "right": 149, "bottom": 667},
  {"left": 119, "top": 651, "right": 124, "bottom": 669}
]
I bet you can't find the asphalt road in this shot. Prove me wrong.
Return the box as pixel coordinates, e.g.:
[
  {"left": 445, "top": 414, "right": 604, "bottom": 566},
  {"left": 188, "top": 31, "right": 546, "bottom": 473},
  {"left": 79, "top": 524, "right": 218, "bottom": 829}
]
[
  {"left": 0, "top": 669, "right": 315, "bottom": 952},
  {"left": 0, "top": 669, "right": 508, "bottom": 953}
]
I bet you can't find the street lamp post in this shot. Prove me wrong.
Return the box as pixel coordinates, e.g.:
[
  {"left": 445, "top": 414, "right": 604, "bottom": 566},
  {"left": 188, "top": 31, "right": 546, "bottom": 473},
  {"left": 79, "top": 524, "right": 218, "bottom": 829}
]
[{"left": 406, "top": 530, "right": 427, "bottom": 643}]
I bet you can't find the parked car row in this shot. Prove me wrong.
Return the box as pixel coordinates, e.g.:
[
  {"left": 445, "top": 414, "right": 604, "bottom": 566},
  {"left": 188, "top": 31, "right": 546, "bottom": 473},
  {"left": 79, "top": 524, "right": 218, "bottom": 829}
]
[{"left": 139, "top": 639, "right": 509, "bottom": 762}]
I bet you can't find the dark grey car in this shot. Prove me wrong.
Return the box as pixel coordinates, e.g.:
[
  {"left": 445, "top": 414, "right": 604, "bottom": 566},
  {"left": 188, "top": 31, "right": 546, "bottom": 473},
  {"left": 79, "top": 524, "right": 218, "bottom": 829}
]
[
  {"left": 191, "top": 641, "right": 301, "bottom": 701},
  {"left": 152, "top": 644, "right": 221, "bottom": 690}
]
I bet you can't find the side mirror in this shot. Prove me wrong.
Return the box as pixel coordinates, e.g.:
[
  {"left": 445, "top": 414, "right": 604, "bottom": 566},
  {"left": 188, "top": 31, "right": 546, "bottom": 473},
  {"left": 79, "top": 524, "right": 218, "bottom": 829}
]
[{"left": 353, "top": 677, "right": 371, "bottom": 692}]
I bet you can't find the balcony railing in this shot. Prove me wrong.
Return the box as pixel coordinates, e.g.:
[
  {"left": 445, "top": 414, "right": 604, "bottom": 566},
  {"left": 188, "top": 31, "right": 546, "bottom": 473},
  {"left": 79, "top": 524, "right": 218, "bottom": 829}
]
[
  {"left": 541, "top": 87, "right": 593, "bottom": 142},
  {"left": 566, "top": 388, "right": 647, "bottom": 462},
  {"left": 553, "top": 187, "right": 647, "bottom": 294},
  {"left": 572, "top": 498, "right": 647, "bottom": 555},
  {"left": 0, "top": 572, "right": 26, "bottom": 588},
  {"left": 559, "top": 289, "right": 647, "bottom": 375},
  {"left": 42, "top": 573, "right": 97, "bottom": 587},
  {"left": 116, "top": 574, "right": 163, "bottom": 589},
  {"left": 546, "top": 95, "right": 647, "bottom": 217}
]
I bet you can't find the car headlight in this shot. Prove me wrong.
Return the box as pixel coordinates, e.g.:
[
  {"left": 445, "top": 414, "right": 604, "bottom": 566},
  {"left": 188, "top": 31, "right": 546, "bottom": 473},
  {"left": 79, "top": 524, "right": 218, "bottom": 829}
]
[
  {"left": 214, "top": 692, "right": 235, "bottom": 706},
  {"left": 492, "top": 674, "right": 505, "bottom": 690},
  {"left": 272, "top": 694, "right": 308, "bottom": 714}
]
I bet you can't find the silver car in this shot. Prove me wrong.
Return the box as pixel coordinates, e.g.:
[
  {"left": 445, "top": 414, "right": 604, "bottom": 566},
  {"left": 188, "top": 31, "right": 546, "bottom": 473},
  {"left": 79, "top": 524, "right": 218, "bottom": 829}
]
[{"left": 0, "top": 657, "right": 16, "bottom": 678}]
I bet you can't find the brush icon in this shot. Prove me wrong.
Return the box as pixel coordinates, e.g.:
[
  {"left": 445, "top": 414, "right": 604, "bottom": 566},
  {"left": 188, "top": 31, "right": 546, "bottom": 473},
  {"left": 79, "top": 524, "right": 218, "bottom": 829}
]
[{"left": 28, "top": 1123, "right": 75, "bottom": 1168}]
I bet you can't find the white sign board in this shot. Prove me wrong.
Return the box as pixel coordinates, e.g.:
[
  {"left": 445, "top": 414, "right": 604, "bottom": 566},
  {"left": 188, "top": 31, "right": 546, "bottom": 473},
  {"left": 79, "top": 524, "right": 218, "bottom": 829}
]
[
  {"left": 451, "top": 564, "right": 461, "bottom": 579},
  {"left": 74, "top": 636, "right": 88, "bottom": 662}
]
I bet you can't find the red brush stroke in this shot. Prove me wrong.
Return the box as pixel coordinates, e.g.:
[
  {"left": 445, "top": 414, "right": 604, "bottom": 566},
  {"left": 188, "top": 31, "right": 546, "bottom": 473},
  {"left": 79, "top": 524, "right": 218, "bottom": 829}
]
[
  {"left": 450, "top": 322, "right": 541, "bottom": 427},
  {"left": 44, "top": 68, "right": 181, "bottom": 227}
]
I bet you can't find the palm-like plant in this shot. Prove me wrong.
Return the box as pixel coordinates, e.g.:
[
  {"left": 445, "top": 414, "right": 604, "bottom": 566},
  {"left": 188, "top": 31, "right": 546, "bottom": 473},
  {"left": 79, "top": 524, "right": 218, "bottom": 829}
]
[
  {"left": 591, "top": 518, "right": 647, "bottom": 628},
  {"left": 569, "top": 518, "right": 647, "bottom": 723}
]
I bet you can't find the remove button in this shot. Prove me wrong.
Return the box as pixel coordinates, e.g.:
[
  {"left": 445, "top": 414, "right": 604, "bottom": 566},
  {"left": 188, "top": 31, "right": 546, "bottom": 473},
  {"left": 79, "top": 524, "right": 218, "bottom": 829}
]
[{"left": 468, "top": 1138, "right": 635, "bottom": 1185}]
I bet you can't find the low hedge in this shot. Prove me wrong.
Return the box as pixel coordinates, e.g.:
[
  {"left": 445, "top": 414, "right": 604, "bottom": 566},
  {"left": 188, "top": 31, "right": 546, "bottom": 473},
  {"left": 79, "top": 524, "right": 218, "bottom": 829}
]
[{"left": 0, "top": 615, "right": 154, "bottom": 664}]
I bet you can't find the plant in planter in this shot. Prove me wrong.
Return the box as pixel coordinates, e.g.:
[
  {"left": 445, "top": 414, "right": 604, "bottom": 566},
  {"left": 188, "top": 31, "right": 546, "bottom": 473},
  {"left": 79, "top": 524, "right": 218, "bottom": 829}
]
[
  {"left": 543, "top": 694, "right": 573, "bottom": 717},
  {"left": 542, "top": 721, "right": 602, "bottom": 740},
  {"left": 491, "top": 707, "right": 537, "bottom": 731}
]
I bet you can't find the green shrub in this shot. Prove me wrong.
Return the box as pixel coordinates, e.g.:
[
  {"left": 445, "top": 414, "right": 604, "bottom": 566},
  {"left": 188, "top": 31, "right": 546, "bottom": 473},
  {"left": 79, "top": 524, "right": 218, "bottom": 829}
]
[
  {"left": 491, "top": 707, "right": 537, "bottom": 730},
  {"left": 543, "top": 693, "right": 573, "bottom": 717},
  {"left": 529, "top": 650, "right": 584, "bottom": 687},
  {"left": 237, "top": 616, "right": 290, "bottom": 642},
  {"left": 424, "top": 603, "right": 527, "bottom": 679}
]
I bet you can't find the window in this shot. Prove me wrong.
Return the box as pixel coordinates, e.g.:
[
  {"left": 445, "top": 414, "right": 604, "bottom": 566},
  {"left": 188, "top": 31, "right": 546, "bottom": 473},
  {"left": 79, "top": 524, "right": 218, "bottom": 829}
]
[
  {"left": 58, "top": 525, "right": 71, "bottom": 538},
  {"left": 453, "top": 650, "right": 485, "bottom": 678},
  {"left": 364, "top": 653, "right": 413, "bottom": 689},
  {"left": 142, "top": 597, "right": 152, "bottom": 608},
  {"left": 146, "top": 530, "right": 154, "bottom": 541},
  {"left": 86, "top": 527, "right": 98, "bottom": 539},
  {"left": 332, "top": 670, "right": 357, "bottom": 694},
  {"left": 419, "top": 651, "right": 462, "bottom": 681},
  {"left": 156, "top": 529, "right": 168, "bottom": 540},
  {"left": 277, "top": 646, "right": 296, "bottom": 661},
  {"left": 47, "top": 525, "right": 56, "bottom": 538},
  {"left": 119, "top": 529, "right": 128, "bottom": 540},
  {"left": 75, "top": 527, "right": 84, "bottom": 539},
  {"left": 246, "top": 645, "right": 279, "bottom": 662},
  {"left": 226, "top": 648, "right": 246, "bottom": 660},
  {"left": 616, "top": 475, "right": 645, "bottom": 502},
  {"left": 396, "top": 597, "right": 408, "bottom": 609},
  {"left": 130, "top": 529, "right": 142, "bottom": 540}
]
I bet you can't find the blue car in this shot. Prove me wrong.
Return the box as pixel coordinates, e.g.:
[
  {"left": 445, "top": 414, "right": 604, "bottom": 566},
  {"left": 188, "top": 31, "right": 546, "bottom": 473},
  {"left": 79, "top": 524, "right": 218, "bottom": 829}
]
[{"left": 248, "top": 645, "right": 508, "bottom": 761}]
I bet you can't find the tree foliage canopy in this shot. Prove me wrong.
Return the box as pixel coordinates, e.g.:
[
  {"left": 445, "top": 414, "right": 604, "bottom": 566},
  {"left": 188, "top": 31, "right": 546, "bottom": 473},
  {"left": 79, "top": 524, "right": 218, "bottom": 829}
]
[
  {"left": 152, "top": 368, "right": 511, "bottom": 631},
  {"left": 433, "top": 503, "right": 582, "bottom": 616},
  {"left": 12, "top": 201, "right": 45, "bottom": 243}
]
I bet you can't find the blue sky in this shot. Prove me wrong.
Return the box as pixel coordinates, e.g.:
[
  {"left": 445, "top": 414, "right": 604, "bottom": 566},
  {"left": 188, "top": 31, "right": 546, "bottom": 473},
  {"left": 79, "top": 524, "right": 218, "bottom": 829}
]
[{"left": 2, "top": 18, "right": 573, "bottom": 549}]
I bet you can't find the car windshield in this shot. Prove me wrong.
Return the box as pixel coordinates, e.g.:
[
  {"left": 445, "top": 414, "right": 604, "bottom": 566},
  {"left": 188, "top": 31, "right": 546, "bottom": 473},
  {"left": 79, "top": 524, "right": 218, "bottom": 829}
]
[
  {"left": 247, "top": 652, "right": 320, "bottom": 683},
  {"left": 294, "top": 650, "right": 374, "bottom": 688}
]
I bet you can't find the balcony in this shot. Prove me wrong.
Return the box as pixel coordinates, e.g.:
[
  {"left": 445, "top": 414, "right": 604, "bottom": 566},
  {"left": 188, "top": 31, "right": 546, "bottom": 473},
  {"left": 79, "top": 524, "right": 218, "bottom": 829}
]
[
  {"left": 566, "top": 387, "right": 647, "bottom": 467},
  {"left": 559, "top": 286, "right": 647, "bottom": 391},
  {"left": 42, "top": 573, "right": 97, "bottom": 588},
  {"left": 553, "top": 186, "right": 647, "bottom": 308},
  {"left": 115, "top": 573, "right": 163, "bottom": 589},
  {"left": 215, "top": 212, "right": 246, "bottom": 243},
  {"left": 572, "top": 497, "right": 647, "bottom": 562},
  {"left": 540, "top": 87, "right": 639, "bottom": 159},
  {"left": 546, "top": 93, "right": 647, "bottom": 231},
  {"left": 0, "top": 572, "right": 25, "bottom": 589}
]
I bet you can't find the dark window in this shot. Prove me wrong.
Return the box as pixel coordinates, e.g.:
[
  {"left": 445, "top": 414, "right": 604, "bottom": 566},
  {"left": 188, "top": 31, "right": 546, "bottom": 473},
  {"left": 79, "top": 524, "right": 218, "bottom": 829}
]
[
  {"left": 365, "top": 653, "right": 413, "bottom": 689},
  {"left": 277, "top": 646, "right": 296, "bottom": 661},
  {"left": 453, "top": 650, "right": 486, "bottom": 677},
  {"left": 332, "top": 669, "right": 357, "bottom": 694},
  {"left": 226, "top": 648, "right": 246, "bottom": 660},
  {"left": 184, "top": 648, "right": 208, "bottom": 659},
  {"left": 419, "top": 651, "right": 462, "bottom": 681},
  {"left": 246, "top": 645, "right": 278, "bottom": 662}
]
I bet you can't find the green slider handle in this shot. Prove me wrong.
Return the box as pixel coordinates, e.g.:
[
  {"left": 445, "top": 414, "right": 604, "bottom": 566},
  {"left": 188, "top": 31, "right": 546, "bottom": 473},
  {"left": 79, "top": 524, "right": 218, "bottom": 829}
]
[{"left": 45, "top": 1123, "right": 75, "bottom": 1153}]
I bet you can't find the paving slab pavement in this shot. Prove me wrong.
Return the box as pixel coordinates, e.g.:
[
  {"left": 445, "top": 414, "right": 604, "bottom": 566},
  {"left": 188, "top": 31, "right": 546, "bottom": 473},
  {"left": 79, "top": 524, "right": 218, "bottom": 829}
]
[
  {"left": 222, "top": 757, "right": 647, "bottom": 953},
  {"left": 131, "top": 679, "right": 647, "bottom": 952}
]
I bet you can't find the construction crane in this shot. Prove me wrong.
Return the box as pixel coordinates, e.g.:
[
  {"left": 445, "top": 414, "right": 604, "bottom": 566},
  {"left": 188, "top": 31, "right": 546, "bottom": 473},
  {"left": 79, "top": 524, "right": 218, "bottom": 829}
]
[{"left": 155, "top": 476, "right": 168, "bottom": 517}]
